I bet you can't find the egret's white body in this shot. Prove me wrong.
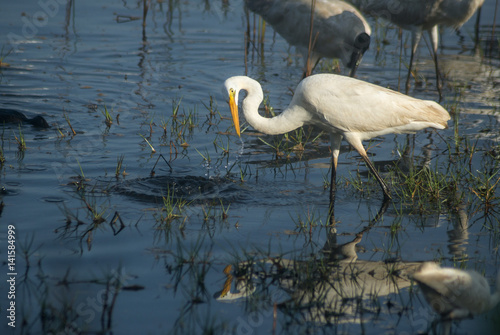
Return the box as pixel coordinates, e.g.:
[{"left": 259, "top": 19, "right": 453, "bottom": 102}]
[
  {"left": 413, "top": 262, "right": 500, "bottom": 319},
  {"left": 224, "top": 74, "right": 450, "bottom": 199},
  {"left": 245, "top": 0, "right": 371, "bottom": 76},
  {"left": 349, "top": 0, "right": 485, "bottom": 94}
]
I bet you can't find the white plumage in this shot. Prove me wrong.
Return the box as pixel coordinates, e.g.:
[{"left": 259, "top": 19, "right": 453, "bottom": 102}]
[
  {"left": 413, "top": 262, "right": 500, "bottom": 319},
  {"left": 245, "top": 0, "right": 371, "bottom": 76},
  {"left": 224, "top": 74, "right": 450, "bottom": 200}
]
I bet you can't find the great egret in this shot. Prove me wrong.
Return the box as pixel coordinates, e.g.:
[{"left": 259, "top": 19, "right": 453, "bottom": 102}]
[
  {"left": 349, "top": 0, "right": 485, "bottom": 96},
  {"left": 244, "top": 0, "right": 371, "bottom": 77},
  {"left": 224, "top": 74, "right": 450, "bottom": 201},
  {"left": 413, "top": 262, "right": 500, "bottom": 319}
]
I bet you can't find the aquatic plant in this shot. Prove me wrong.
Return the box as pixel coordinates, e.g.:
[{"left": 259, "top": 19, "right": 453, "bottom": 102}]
[
  {"left": 64, "top": 111, "right": 76, "bottom": 136},
  {"left": 138, "top": 133, "right": 156, "bottom": 153},
  {"left": 115, "top": 154, "right": 126, "bottom": 178},
  {"left": 154, "top": 187, "right": 188, "bottom": 228},
  {"left": 101, "top": 105, "right": 113, "bottom": 127},
  {"left": 14, "top": 125, "right": 26, "bottom": 151}
]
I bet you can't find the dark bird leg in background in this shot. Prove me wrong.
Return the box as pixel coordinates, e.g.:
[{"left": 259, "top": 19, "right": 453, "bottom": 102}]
[
  {"left": 405, "top": 30, "right": 420, "bottom": 95},
  {"left": 429, "top": 26, "right": 443, "bottom": 101},
  {"left": 406, "top": 27, "right": 442, "bottom": 100},
  {"left": 474, "top": 5, "right": 482, "bottom": 52}
]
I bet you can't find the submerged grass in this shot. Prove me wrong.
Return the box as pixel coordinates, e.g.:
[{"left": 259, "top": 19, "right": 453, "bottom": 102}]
[
  {"left": 101, "top": 105, "right": 113, "bottom": 127},
  {"left": 8, "top": 2, "right": 499, "bottom": 335},
  {"left": 14, "top": 125, "right": 26, "bottom": 151},
  {"left": 115, "top": 154, "right": 126, "bottom": 178},
  {"left": 18, "top": 254, "right": 128, "bottom": 335},
  {"left": 154, "top": 187, "right": 189, "bottom": 228}
]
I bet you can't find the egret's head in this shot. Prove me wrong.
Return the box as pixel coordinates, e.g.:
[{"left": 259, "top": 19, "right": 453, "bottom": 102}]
[{"left": 223, "top": 77, "right": 241, "bottom": 137}]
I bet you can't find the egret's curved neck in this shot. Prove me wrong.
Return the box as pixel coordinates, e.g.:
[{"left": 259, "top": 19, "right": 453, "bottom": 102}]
[{"left": 240, "top": 78, "right": 306, "bottom": 135}]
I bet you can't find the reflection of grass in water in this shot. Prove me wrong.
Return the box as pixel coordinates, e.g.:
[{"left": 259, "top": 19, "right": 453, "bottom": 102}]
[
  {"left": 202, "top": 199, "right": 231, "bottom": 223},
  {"left": 0, "top": 127, "right": 5, "bottom": 165},
  {"left": 166, "top": 236, "right": 235, "bottom": 334},
  {"left": 57, "top": 165, "right": 125, "bottom": 251},
  {"left": 0, "top": 45, "right": 12, "bottom": 68},
  {"left": 215, "top": 240, "right": 421, "bottom": 332},
  {"left": 18, "top": 256, "right": 127, "bottom": 334}
]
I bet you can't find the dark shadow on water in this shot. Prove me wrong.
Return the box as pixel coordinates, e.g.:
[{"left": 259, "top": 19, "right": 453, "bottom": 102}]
[{"left": 111, "top": 175, "right": 242, "bottom": 204}]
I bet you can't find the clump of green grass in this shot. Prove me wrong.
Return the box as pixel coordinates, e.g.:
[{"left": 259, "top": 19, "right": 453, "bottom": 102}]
[
  {"left": 115, "top": 155, "right": 126, "bottom": 178},
  {"left": 292, "top": 207, "right": 322, "bottom": 232},
  {"left": 14, "top": 125, "right": 26, "bottom": 151},
  {"left": 101, "top": 105, "right": 113, "bottom": 127},
  {"left": 200, "top": 199, "right": 231, "bottom": 232},
  {"left": 202, "top": 95, "right": 218, "bottom": 121},
  {"left": 394, "top": 165, "right": 453, "bottom": 204},
  {"left": 219, "top": 199, "right": 230, "bottom": 221},
  {"left": 154, "top": 188, "right": 188, "bottom": 228}
]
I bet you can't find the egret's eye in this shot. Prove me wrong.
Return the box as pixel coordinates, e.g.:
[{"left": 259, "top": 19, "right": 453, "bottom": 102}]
[{"left": 229, "top": 88, "right": 235, "bottom": 94}]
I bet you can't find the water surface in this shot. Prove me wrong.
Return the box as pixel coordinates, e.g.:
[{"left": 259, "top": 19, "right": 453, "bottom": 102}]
[{"left": 0, "top": 1, "right": 499, "bottom": 334}]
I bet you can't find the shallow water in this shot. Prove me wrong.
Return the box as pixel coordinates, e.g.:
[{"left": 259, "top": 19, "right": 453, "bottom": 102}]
[{"left": 0, "top": 0, "right": 499, "bottom": 334}]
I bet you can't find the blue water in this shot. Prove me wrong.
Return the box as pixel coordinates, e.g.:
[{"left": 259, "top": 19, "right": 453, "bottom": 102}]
[{"left": 0, "top": 0, "right": 499, "bottom": 334}]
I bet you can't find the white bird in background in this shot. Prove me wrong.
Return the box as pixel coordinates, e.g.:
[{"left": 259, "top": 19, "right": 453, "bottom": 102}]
[
  {"left": 348, "top": 0, "right": 485, "bottom": 97},
  {"left": 224, "top": 74, "right": 450, "bottom": 201},
  {"left": 244, "top": 0, "right": 371, "bottom": 77},
  {"left": 413, "top": 262, "right": 500, "bottom": 319}
]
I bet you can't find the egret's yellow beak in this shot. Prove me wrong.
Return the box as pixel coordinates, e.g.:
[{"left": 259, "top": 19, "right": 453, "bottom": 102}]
[{"left": 228, "top": 89, "right": 241, "bottom": 137}]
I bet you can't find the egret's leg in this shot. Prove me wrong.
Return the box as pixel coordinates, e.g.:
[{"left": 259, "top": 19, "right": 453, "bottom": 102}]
[
  {"left": 359, "top": 153, "right": 392, "bottom": 200},
  {"left": 428, "top": 25, "right": 442, "bottom": 100},
  {"left": 345, "top": 134, "right": 392, "bottom": 200},
  {"left": 329, "top": 134, "right": 342, "bottom": 215},
  {"left": 329, "top": 134, "right": 342, "bottom": 227},
  {"left": 406, "top": 29, "right": 422, "bottom": 94}
]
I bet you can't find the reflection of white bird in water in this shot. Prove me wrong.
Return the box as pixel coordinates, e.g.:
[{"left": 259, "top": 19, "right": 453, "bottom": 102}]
[
  {"left": 349, "top": 0, "right": 485, "bottom": 96},
  {"left": 413, "top": 262, "right": 500, "bottom": 319},
  {"left": 224, "top": 74, "right": 450, "bottom": 200},
  {"left": 215, "top": 265, "right": 256, "bottom": 301},
  {"left": 244, "top": 0, "right": 371, "bottom": 77}
]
